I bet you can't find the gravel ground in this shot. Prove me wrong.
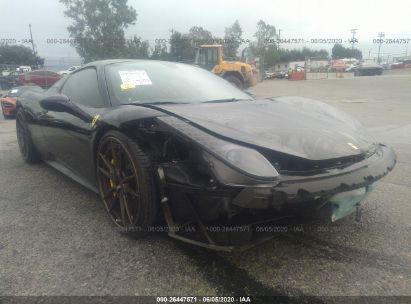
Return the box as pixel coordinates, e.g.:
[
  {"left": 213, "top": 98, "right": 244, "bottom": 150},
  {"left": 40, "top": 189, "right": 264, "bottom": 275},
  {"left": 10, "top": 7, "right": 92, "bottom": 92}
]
[{"left": 0, "top": 70, "right": 410, "bottom": 300}]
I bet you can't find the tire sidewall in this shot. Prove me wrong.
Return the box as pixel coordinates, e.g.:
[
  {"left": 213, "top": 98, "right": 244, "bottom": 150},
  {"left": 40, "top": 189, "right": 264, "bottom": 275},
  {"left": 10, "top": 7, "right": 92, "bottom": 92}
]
[
  {"left": 96, "top": 131, "right": 157, "bottom": 233},
  {"left": 16, "top": 108, "right": 39, "bottom": 163}
]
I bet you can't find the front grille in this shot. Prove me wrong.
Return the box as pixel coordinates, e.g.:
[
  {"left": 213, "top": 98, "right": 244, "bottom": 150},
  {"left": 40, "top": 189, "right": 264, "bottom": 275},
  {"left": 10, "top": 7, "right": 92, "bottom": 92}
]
[
  {"left": 260, "top": 148, "right": 375, "bottom": 175},
  {"left": 2, "top": 102, "right": 14, "bottom": 108}
]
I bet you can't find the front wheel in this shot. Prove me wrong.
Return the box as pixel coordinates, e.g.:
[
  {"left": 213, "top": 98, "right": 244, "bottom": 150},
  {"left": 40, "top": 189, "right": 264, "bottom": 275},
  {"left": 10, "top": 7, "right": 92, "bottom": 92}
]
[
  {"left": 96, "top": 131, "right": 158, "bottom": 234},
  {"left": 224, "top": 75, "right": 243, "bottom": 89},
  {"left": 16, "top": 108, "right": 40, "bottom": 163},
  {"left": 16, "top": 108, "right": 40, "bottom": 164}
]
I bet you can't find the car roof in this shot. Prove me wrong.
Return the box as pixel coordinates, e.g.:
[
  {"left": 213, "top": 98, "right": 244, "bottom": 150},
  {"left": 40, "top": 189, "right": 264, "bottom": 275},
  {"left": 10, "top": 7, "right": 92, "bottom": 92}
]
[
  {"left": 82, "top": 59, "right": 189, "bottom": 69},
  {"left": 83, "top": 59, "right": 137, "bottom": 68}
]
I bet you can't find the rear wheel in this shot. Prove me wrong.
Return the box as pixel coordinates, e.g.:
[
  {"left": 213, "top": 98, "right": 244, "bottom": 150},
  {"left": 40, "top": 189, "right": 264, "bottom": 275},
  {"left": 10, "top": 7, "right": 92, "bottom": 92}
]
[
  {"left": 16, "top": 108, "right": 40, "bottom": 163},
  {"left": 96, "top": 131, "right": 158, "bottom": 234},
  {"left": 225, "top": 75, "right": 243, "bottom": 89}
]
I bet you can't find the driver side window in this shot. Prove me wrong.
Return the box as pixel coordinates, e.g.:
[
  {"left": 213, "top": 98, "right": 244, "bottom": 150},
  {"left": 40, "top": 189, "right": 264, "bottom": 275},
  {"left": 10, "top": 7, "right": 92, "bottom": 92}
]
[{"left": 61, "top": 68, "right": 104, "bottom": 108}]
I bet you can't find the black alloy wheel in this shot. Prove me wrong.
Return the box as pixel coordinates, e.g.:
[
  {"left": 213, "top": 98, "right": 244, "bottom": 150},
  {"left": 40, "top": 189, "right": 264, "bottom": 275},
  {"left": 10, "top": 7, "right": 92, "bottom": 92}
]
[{"left": 96, "top": 131, "right": 157, "bottom": 234}]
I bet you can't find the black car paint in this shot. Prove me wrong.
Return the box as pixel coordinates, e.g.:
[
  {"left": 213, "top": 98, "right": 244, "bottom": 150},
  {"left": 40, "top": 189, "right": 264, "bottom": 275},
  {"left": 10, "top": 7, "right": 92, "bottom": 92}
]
[
  {"left": 156, "top": 97, "right": 374, "bottom": 160},
  {"left": 15, "top": 60, "right": 396, "bottom": 249}
]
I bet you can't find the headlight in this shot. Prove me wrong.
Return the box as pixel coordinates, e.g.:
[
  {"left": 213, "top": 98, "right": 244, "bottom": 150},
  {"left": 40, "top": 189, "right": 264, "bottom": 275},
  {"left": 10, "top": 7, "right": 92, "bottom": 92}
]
[
  {"left": 158, "top": 116, "right": 279, "bottom": 182},
  {"left": 209, "top": 143, "right": 278, "bottom": 180}
]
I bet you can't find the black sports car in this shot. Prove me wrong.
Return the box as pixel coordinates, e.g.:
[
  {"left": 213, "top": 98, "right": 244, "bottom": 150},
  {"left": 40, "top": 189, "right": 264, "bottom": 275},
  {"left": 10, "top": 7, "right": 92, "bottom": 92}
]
[{"left": 15, "top": 60, "right": 396, "bottom": 250}]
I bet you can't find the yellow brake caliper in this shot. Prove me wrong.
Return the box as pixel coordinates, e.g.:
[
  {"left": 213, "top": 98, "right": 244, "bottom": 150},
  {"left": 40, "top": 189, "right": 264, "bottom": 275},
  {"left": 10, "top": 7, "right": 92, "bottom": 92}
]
[{"left": 109, "top": 158, "right": 116, "bottom": 193}]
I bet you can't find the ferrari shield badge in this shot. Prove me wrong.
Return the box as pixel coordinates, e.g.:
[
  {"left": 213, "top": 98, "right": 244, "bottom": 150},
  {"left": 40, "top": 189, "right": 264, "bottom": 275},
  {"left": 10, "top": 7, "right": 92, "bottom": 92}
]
[{"left": 91, "top": 114, "right": 100, "bottom": 128}]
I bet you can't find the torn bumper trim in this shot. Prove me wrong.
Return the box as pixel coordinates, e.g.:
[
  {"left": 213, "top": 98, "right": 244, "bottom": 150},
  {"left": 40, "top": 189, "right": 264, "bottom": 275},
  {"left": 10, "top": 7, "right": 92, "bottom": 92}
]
[{"left": 232, "top": 144, "right": 396, "bottom": 208}]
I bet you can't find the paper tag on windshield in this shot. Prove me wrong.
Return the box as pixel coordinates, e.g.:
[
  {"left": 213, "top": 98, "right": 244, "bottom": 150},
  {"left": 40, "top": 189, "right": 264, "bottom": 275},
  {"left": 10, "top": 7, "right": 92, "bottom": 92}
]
[
  {"left": 118, "top": 70, "right": 152, "bottom": 86},
  {"left": 120, "top": 83, "right": 136, "bottom": 90}
]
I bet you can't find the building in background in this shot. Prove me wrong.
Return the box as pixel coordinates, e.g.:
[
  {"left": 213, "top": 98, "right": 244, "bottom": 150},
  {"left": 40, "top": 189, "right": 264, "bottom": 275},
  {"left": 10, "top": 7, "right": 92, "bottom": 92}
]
[{"left": 272, "top": 62, "right": 289, "bottom": 72}]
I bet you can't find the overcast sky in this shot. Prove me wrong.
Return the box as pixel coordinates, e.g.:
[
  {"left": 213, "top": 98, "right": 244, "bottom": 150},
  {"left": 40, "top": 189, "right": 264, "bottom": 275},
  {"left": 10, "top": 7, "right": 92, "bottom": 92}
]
[{"left": 1, "top": 0, "right": 410, "bottom": 60}]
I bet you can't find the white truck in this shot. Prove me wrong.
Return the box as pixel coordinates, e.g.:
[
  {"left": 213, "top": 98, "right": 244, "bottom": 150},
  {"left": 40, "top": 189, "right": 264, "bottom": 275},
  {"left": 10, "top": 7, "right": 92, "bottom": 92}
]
[{"left": 58, "top": 65, "right": 81, "bottom": 76}]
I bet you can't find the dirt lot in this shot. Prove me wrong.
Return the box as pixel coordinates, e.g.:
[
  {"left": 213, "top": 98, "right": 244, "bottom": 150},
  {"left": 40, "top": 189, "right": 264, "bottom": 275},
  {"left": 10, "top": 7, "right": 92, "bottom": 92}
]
[{"left": 0, "top": 71, "right": 410, "bottom": 301}]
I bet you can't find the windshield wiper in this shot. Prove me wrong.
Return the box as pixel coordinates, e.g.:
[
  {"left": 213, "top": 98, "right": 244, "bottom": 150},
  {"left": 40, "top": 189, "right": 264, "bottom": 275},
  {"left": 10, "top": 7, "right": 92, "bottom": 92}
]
[
  {"left": 202, "top": 98, "right": 250, "bottom": 104},
  {"left": 125, "top": 101, "right": 188, "bottom": 105}
]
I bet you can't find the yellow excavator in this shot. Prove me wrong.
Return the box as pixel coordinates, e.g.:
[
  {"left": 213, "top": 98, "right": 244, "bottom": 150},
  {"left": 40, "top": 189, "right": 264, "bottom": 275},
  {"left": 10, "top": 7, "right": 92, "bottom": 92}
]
[{"left": 194, "top": 44, "right": 257, "bottom": 89}]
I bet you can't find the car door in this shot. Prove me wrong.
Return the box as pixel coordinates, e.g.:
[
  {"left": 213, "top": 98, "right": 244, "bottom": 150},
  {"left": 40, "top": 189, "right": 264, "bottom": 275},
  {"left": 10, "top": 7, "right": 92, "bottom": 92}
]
[
  {"left": 30, "top": 71, "right": 45, "bottom": 87},
  {"left": 45, "top": 71, "right": 62, "bottom": 87},
  {"left": 40, "top": 67, "right": 107, "bottom": 187}
]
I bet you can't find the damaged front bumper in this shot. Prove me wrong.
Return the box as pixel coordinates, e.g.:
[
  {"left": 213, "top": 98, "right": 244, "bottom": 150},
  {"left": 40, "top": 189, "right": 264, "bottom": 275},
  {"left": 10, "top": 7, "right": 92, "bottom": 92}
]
[
  {"left": 159, "top": 143, "right": 396, "bottom": 250},
  {"left": 232, "top": 143, "right": 396, "bottom": 210}
]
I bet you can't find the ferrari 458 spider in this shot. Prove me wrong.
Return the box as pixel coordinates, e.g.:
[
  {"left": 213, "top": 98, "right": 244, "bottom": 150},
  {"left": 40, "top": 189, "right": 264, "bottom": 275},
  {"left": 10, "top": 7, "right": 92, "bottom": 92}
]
[{"left": 15, "top": 60, "right": 396, "bottom": 250}]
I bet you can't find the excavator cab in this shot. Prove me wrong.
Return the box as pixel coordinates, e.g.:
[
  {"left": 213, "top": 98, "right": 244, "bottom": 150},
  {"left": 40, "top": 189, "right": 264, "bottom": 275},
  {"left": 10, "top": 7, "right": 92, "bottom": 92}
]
[
  {"left": 194, "top": 44, "right": 256, "bottom": 89},
  {"left": 194, "top": 45, "right": 222, "bottom": 71}
]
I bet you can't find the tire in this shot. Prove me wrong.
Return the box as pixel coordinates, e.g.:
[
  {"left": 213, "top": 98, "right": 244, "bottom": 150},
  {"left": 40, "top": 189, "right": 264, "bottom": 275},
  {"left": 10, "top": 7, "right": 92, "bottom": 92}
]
[
  {"left": 224, "top": 75, "right": 243, "bottom": 89},
  {"left": 16, "top": 108, "right": 40, "bottom": 163},
  {"left": 96, "top": 130, "right": 158, "bottom": 235}
]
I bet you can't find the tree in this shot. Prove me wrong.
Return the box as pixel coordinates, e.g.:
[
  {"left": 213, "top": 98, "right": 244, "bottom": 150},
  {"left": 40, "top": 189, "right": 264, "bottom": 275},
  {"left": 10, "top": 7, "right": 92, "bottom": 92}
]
[
  {"left": 123, "top": 36, "right": 150, "bottom": 59},
  {"left": 168, "top": 26, "right": 213, "bottom": 62},
  {"left": 277, "top": 47, "right": 329, "bottom": 62},
  {"left": 168, "top": 30, "right": 195, "bottom": 62},
  {"left": 0, "top": 44, "right": 44, "bottom": 67},
  {"left": 264, "top": 44, "right": 280, "bottom": 67},
  {"left": 252, "top": 20, "right": 277, "bottom": 57},
  {"left": 188, "top": 26, "right": 212, "bottom": 46},
  {"left": 332, "top": 44, "right": 362, "bottom": 59},
  {"left": 223, "top": 20, "right": 242, "bottom": 59},
  {"left": 151, "top": 40, "right": 168, "bottom": 60},
  {"left": 60, "top": 0, "right": 138, "bottom": 62}
]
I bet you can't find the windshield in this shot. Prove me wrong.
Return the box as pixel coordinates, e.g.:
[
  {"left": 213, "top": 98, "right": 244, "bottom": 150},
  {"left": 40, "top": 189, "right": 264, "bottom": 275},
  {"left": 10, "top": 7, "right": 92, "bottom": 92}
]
[{"left": 106, "top": 61, "right": 252, "bottom": 104}]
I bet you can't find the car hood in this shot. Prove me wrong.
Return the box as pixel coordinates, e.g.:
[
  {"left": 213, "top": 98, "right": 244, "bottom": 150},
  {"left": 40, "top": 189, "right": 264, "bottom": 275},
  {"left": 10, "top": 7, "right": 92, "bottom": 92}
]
[{"left": 157, "top": 97, "right": 375, "bottom": 160}]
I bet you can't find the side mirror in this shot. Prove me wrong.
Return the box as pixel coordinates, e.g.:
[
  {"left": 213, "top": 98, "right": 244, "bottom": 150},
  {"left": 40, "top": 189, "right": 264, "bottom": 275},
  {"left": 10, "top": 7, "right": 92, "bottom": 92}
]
[
  {"left": 40, "top": 95, "right": 92, "bottom": 123},
  {"left": 40, "top": 95, "right": 70, "bottom": 112}
]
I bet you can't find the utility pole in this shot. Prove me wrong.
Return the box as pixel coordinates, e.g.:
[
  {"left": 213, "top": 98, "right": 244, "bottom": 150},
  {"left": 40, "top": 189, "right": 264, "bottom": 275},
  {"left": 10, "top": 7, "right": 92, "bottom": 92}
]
[
  {"left": 350, "top": 29, "right": 358, "bottom": 51},
  {"left": 29, "top": 24, "right": 36, "bottom": 54},
  {"left": 277, "top": 29, "right": 281, "bottom": 49},
  {"left": 377, "top": 32, "right": 385, "bottom": 64},
  {"left": 170, "top": 28, "right": 175, "bottom": 60}
]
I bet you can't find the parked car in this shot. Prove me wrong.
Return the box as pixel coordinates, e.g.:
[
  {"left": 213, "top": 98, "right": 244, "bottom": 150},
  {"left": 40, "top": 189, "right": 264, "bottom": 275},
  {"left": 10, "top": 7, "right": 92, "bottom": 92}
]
[
  {"left": 275, "top": 71, "right": 288, "bottom": 79},
  {"left": 18, "top": 70, "right": 62, "bottom": 88},
  {"left": 264, "top": 71, "right": 287, "bottom": 80},
  {"left": 0, "top": 71, "right": 20, "bottom": 90},
  {"left": 1, "top": 86, "right": 42, "bottom": 118},
  {"left": 58, "top": 65, "right": 81, "bottom": 76},
  {"left": 352, "top": 63, "right": 384, "bottom": 76},
  {"left": 391, "top": 59, "right": 411, "bottom": 69},
  {"left": 16, "top": 66, "right": 32, "bottom": 73},
  {"left": 15, "top": 60, "right": 396, "bottom": 250}
]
